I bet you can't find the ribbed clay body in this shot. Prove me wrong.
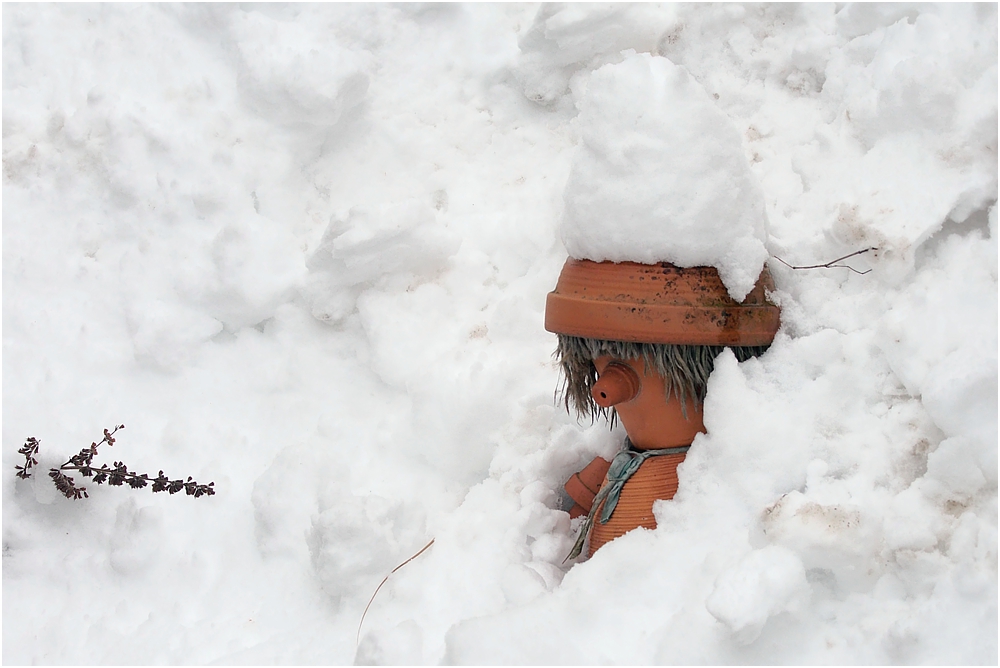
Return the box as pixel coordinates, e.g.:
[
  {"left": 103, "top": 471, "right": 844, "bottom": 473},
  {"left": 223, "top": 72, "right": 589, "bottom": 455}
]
[{"left": 588, "top": 452, "right": 686, "bottom": 556}]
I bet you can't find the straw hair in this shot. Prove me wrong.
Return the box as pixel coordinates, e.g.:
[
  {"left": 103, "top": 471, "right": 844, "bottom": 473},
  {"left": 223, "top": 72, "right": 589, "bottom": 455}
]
[{"left": 555, "top": 334, "right": 769, "bottom": 421}]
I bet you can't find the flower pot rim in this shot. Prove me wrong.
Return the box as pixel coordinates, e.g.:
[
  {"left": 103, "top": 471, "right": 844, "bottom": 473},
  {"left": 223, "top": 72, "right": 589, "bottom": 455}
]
[{"left": 544, "top": 258, "right": 780, "bottom": 346}]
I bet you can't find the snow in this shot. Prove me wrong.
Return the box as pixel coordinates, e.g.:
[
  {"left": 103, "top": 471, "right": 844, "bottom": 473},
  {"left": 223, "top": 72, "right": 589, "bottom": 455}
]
[
  {"left": 561, "top": 51, "right": 769, "bottom": 301},
  {"left": 3, "top": 3, "right": 996, "bottom": 665}
]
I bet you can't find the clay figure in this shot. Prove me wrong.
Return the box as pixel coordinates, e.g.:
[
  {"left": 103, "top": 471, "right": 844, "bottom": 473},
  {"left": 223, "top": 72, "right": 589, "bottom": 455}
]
[{"left": 545, "top": 259, "right": 780, "bottom": 558}]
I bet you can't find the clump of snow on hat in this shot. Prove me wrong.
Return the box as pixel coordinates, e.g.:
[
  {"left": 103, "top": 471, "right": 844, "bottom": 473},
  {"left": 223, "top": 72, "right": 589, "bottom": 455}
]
[{"left": 561, "top": 51, "right": 769, "bottom": 301}]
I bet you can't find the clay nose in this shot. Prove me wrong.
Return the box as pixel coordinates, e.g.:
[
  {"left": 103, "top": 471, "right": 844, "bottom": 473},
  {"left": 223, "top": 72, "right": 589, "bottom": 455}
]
[{"left": 591, "top": 361, "right": 641, "bottom": 408}]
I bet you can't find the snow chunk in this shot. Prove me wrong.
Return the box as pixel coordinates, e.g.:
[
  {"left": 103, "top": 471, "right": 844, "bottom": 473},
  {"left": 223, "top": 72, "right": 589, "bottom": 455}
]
[
  {"left": 302, "top": 200, "right": 460, "bottom": 324},
  {"left": 705, "top": 545, "right": 810, "bottom": 644},
  {"left": 233, "top": 10, "right": 370, "bottom": 127},
  {"left": 561, "top": 51, "right": 769, "bottom": 301},
  {"left": 514, "top": 5, "right": 680, "bottom": 106}
]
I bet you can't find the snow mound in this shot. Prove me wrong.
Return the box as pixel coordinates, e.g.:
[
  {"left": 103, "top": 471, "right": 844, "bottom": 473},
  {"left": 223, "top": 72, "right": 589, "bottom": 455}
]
[
  {"left": 561, "top": 51, "right": 769, "bottom": 301},
  {"left": 233, "top": 10, "right": 370, "bottom": 128},
  {"left": 513, "top": 4, "right": 679, "bottom": 106},
  {"left": 302, "top": 199, "right": 460, "bottom": 324}
]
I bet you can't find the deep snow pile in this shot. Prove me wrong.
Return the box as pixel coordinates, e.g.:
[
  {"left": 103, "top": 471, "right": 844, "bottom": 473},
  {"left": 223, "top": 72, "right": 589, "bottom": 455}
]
[{"left": 3, "top": 4, "right": 996, "bottom": 665}]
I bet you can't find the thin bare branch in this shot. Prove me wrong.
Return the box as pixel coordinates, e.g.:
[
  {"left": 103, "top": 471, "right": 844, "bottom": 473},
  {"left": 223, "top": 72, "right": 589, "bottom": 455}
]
[
  {"left": 357, "top": 538, "right": 436, "bottom": 648},
  {"left": 773, "top": 247, "right": 877, "bottom": 275}
]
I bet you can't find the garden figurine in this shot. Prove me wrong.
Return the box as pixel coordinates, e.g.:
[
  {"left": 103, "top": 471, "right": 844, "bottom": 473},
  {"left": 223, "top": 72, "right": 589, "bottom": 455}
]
[{"left": 545, "top": 258, "right": 780, "bottom": 558}]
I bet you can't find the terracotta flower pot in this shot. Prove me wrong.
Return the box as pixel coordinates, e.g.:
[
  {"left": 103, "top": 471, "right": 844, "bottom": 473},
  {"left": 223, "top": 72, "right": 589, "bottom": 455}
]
[
  {"left": 545, "top": 259, "right": 779, "bottom": 345},
  {"left": 564, "top": 456, "right": 612, "bottom": 519},
  {"left": 591, "top": 361, "right": 642, "bottom": 408}
]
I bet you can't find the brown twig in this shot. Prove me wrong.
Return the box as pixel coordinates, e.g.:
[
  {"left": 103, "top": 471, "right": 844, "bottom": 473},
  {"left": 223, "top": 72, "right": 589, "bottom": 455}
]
[
  {"left": 356, "top": 538, "right": 435, "bottom": 648},
  {"left": 773, "top": 247, "right": 877, "bottom": 275}
]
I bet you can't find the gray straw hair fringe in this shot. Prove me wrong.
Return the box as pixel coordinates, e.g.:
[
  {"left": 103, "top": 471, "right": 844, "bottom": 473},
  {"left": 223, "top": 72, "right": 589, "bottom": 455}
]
[{"left": 555, "top": 335, "right": 770, "bottom": 421}]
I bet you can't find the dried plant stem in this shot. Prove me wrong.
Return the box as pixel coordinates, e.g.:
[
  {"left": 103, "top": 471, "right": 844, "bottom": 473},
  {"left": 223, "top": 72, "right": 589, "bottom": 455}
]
[
  {"left": 15, "top": 437, "right": 40, "bottom": 479},
  {"left": 356, "top": 538, "right": 435, "bottom": 648},
  {"left": 773, "top": 247, "right": 877, "bottom": 275},
  {"left": 14, "top": 425, "right": 215, "bottom": 500}
]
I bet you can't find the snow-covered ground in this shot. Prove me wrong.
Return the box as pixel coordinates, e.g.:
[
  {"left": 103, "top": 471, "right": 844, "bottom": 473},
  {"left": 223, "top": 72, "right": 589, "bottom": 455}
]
[{"left": 3, "top": 3, "right": 996, "bottom": 664}]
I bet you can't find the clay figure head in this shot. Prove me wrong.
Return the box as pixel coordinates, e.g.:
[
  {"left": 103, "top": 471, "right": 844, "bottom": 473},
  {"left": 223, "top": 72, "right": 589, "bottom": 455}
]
[
  {"left": 554, "top": 337, "right": 769, "bottom": 448},
  {"left": 545, "top": 259, "right": 780, "bottom": 448}
]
